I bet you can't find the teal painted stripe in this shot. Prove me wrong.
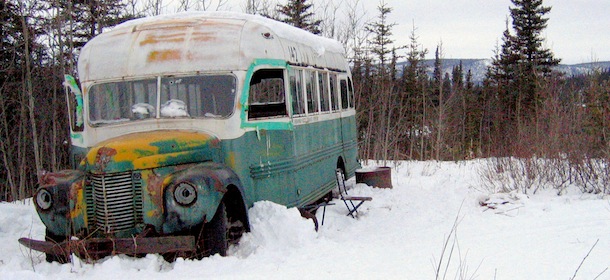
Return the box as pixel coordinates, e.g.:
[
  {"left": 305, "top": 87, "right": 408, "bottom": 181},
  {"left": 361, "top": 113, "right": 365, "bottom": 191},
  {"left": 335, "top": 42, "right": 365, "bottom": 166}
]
[
  {"left": 342, "top": 139, "right": 358, "bottom": 151},
  {"left": 250, "top": 140, "right": 349, "bottom": 178},
  {"left": 292, "top": 179, "right": 336, "bottom": 208}
]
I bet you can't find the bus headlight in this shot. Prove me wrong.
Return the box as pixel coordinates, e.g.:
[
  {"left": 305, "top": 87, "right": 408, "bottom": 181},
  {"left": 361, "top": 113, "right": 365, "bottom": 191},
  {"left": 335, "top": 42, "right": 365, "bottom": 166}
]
[
  {"left": 174, "top": 182, "right": 197, "bottom": 206},
  {"left": 36, "top": 189, "right": 53, "bottom": 210}
]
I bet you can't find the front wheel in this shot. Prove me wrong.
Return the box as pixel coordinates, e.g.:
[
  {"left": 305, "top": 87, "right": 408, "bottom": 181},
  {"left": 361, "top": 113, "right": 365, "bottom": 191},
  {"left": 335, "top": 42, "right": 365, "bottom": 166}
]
[{"left": 204, "top": 202, "right": 228, "bottom": 256}]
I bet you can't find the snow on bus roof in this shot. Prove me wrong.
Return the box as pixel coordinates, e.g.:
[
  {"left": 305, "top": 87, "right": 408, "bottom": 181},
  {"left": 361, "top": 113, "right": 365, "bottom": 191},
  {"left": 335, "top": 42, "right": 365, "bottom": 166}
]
[{"left": 113, "top": 11, "right": 345, "bottom": 55}]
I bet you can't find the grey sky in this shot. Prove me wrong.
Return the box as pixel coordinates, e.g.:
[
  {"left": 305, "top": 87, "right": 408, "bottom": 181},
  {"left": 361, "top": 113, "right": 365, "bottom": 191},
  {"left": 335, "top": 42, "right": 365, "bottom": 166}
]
[
  {"left": 374, "top": 0, "right": 609, "bottom": 64},
  {"left": 166, "top": 0, "right": 608, "bottom": 64}
]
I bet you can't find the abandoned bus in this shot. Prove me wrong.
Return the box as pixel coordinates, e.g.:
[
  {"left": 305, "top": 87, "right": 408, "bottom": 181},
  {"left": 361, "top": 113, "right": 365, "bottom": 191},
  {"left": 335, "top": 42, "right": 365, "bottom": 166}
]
[{"left": 19, "top": 11, "right": 358, "bottom": 262}]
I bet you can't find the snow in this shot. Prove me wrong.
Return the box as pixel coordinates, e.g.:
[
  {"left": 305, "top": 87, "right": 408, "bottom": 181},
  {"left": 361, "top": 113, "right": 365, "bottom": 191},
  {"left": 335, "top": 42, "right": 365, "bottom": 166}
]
[
  {"left": 160, "top": 99, "right": 189, "bottom": 117},
  {"left": 111, "top": 11, "right": 344, "bottom": 55},
  {"left": 132, "top": 103, "right": 156, "bottom": 118},
  {"left": 2, "top": 160, "right": 610, "bottom": 279}
]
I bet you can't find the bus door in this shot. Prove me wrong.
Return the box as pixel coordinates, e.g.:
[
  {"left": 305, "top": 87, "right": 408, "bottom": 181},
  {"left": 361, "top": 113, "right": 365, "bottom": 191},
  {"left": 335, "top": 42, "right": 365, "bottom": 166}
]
[{"left": 244, "top": 68, "right": 296, "bottom": 206}]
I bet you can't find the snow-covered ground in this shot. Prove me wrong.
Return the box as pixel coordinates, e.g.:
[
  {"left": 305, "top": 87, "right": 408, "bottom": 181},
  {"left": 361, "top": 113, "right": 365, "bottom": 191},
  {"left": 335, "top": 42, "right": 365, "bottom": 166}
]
[{"left": 1, "top": 160, "right": 609, "bottom": 279}]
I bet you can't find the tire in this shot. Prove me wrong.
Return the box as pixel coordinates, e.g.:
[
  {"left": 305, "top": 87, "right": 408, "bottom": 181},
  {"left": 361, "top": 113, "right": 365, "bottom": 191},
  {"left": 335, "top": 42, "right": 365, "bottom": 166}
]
[
  {"left": 204, "top": 202, "right": 228, "bottom": 256},
  {"left": 44, "top": 229, "right": 69, "bottom": 264}
]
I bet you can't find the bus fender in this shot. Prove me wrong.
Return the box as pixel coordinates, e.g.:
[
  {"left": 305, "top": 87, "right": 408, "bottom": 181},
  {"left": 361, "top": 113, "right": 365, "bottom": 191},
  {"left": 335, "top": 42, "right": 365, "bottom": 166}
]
[{"left": 162, "top": 162, "right": 249, "bottom": 234}]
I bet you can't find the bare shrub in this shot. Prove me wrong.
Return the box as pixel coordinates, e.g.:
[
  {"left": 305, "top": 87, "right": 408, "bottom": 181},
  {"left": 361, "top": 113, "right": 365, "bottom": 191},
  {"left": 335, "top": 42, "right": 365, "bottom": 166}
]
[
  {"left": 432, "top": 204, "right": 482, "bottom": 280},
  {"left": 478, "top": 156, "right": 610, "bottom": 196},
  {"left": 571, "top": 158, "right": 610, "bottom": 194}
]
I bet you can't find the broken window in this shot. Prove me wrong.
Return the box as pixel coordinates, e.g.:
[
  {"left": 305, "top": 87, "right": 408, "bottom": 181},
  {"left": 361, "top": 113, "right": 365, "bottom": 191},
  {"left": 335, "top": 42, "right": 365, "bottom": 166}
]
[
  {"left": 340, "top": 79, "right": 349, "bottom": 109},
  {"left": 330, "top": 73, "right": 339, "bottom": 111},
  {"left": 305, "top": 70, "right": 319, "bottom": 114},
  {"left": 319, "top": 71, "right": 330, "bottom": 112},
  {"left": 289, "top": 69, "right": 305, "bottom": 116},
  {"left": 248, "top": 69, "right": 287, "bottom": 119}
]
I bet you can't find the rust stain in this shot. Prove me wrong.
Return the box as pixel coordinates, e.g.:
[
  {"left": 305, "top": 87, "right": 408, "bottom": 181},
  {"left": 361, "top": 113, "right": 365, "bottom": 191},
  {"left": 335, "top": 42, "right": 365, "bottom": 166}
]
[
  {"left": 200, "top": 20, "right": 242, "bottom": 28},
  {"left": 38, "top": 172, "right": 67, "bottom": 186},
  {"left": 190, "top": 31, "right": 216, "bottom": 42},
  {"left": 139, "top": 33, "right": 186, "bottom": 46},
  {"left": 69, "top": 180, "right": 83, "bottom": 201},
  {"left": 147, "top": 209, "right": 160, "bottom": 217},
  {"left": 70, "top": 181, "right": 84, "bottom": 219},
  {"left": 95, "top": 147, "right": 117, "bottom": 171},
  {"left": 146, "top": 172, "right": 165, "bottom": 212},
  {"left": 147, "top": 50, "right": 181, "bottom": 62},
  {"left": 209, "top": 173, "right": 227, "bottom": 193},
  {"left": 209, "top": 138, "right": 221, "bottom": 149},
  {"left": 139, "top": 19, "right": 199, "bottom": 30}
]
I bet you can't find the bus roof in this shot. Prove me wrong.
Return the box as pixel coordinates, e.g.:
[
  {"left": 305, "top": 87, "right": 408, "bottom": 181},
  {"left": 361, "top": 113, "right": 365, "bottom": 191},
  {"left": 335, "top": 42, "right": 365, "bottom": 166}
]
[{"left": 78, "top": 11, "right": 348, "bottom": 83}]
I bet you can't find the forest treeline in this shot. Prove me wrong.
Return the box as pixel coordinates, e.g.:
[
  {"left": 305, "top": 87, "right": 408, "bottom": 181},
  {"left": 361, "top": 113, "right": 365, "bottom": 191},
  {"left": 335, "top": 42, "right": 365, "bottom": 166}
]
[{"left": 1, "top": 0, "right": 609, "bottom": 201}]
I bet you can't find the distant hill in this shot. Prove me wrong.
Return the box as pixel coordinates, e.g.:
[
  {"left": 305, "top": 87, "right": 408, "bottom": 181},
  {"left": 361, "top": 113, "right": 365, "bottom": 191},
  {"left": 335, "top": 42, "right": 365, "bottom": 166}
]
[
  {"left": 554, "top": 62, "right": 610, "bottom": 77},
  {"left": 396, "top": 59, "right": 610, "bottom": 84}
]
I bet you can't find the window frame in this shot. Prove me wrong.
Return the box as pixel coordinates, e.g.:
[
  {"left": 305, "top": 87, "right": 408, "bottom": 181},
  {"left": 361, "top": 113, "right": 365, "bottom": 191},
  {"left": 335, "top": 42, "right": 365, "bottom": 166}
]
[
  {"left": 247, "top": 68, "right": 289, "bottom": 120},
  {"left": 87, "top": 73, "right": 237, "bottom": 127}
]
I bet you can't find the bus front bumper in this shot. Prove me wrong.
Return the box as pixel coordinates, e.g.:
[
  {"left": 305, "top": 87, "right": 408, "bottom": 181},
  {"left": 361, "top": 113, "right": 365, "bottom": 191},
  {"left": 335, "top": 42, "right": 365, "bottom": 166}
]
[{"left": 18, "top": 235, "right": 195, "bottom": 261}]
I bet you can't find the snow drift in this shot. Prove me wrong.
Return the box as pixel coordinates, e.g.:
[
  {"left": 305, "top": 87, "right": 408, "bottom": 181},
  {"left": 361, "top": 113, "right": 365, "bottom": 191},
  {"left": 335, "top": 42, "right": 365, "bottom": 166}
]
[{"left": 1, "top": 160, "right": 609, "bottom": 279}]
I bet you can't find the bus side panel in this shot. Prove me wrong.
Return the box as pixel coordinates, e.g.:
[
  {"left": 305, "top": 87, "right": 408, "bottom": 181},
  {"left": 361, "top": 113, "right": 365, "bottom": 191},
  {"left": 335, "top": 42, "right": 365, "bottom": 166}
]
[
  {"left": 223, "top": 129, "right": 296, "bottom": 208},
  {"left": 340, "top": 114, "right": 360, "bottom": 178},
  {"left": 292, "top": 117, "right": 348, "bottom": 206},
  {"left": 224, "top": 116, "right": 358, "bottom": 209}
]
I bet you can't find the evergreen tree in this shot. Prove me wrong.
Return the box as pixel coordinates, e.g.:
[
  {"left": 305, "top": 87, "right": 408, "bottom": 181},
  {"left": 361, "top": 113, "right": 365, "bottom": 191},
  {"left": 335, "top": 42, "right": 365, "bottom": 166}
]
[
  {"left": 486, "top": 0, "right": 560, "bottom": 141},
  {"left": 276, "top": 0, "right": 321, "bottom": 34},
  {"left": 0, "top": 0, "right": 27, "bottom": 201},
  {"left": 451, "top": 61, "right": 464, "bottom": 91},
  {"left": 400, "top": 25, "right": 427, "bottom": 160},
  {"left": 510, "top": 0, "right": 560, "bottom": 74},
  {"left": 365, "top": 2, "right": 395, "bottom": 74}
]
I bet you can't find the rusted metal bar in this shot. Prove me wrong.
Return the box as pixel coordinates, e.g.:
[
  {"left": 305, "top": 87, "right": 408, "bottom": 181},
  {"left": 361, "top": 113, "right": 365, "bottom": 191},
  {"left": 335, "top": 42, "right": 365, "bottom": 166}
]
[
  {"left": 18, "top": 235, "right": 195, "bottom": 261},
  {"left": 18, "top": 237, "right": 70, "bottom": 259}
]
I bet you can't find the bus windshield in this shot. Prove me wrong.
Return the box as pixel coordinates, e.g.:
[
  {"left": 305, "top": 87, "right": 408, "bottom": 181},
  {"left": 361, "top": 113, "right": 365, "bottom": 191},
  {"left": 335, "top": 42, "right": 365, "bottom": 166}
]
[{"left": 89, "top": 74, "right": 236, "bottom": 125}]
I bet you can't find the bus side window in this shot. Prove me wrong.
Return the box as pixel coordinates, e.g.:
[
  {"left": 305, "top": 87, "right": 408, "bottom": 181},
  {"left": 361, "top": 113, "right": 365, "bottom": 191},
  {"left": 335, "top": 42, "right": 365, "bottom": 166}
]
[
  {"left": 348, "top": 77, "right": 355, "bottom": 108},
  {"left": 319, "top": 72, "right": 330, "bottom": 112},
  {"left": 305, "top": 70, "right": 319, "bottom": 114},
  {"left": 248, "top": 69, "right": 287, "bottom": 119},
  {"left": 289, "top": 69, "right": 305, "bottom": 116},
  {"left": 330, "top": 73, "right": 338, "bottom": 111},
  {"left": 340, "top": 79, "right": 349, "bottom": 109}
]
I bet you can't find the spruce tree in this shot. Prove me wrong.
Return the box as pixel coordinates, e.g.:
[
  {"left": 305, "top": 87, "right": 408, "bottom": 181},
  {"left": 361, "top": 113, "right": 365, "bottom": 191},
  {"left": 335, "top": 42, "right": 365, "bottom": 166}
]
[
  {"left": 276, "top": 0, "right": 322, "bottom": 34},
  {"left": 365, "top": 2, "right": 395, "bottom": 73},
  {"left": 510, "top": 0, "right": 560, "bottom": 74},
  {"left": 361, "top": 1, "right": 399, "bottom": 160},
  {"left": 486, "top": 0, "right": 560, "bottom": 123}
]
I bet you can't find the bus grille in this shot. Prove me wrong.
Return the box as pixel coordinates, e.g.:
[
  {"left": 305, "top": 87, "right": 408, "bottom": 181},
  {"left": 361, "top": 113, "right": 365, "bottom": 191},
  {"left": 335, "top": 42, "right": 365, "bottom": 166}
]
[{"left": 85, "top": 172, "right": 143, "bottom": 233}]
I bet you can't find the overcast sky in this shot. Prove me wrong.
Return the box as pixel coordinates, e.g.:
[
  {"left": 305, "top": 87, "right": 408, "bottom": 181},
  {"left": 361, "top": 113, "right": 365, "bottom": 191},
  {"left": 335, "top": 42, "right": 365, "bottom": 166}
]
[
  {"left": 167, "top": 0, "right": 608, "bottom": 64},
  {"left": 372, "top": 0, "right": 609, "bottom": 64}
]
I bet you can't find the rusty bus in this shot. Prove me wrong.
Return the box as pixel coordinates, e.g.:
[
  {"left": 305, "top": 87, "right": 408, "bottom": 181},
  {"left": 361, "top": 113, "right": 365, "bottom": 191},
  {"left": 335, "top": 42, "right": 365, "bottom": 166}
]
[{"left": 19, "top": 11, "right": 358, "bottom": 262}]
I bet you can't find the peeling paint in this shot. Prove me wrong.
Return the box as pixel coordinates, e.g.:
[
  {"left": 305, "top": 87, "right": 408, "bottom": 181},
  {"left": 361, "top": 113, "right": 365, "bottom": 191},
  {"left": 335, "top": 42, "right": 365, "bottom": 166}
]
[
  {"left": 39, "top": 172, "right": 69, "bottom": 186},
  {"left": 94, "top": 147, "right": 117, "bottom": 171},
  {"left": 147, "top": 209, "right": 160, "bottom": 218},
  {"left": 69, "top": 181, "right": 84, "bottom": 219},
  {"left": 146, "top": 171, "right": 165, "bottom": 213},
  {"left": 139, "top": 34, "right": 186, "bottom": 46},
  {"left": 147, "top": 50, "right": 181, "bottom": 62},
  {"left": 84, "top": 131, "right": 219, "bottom": 173}
]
